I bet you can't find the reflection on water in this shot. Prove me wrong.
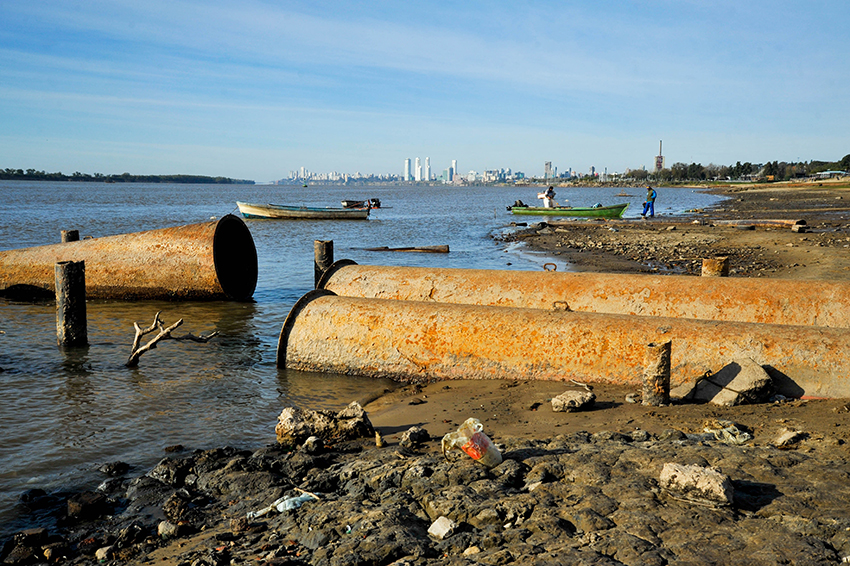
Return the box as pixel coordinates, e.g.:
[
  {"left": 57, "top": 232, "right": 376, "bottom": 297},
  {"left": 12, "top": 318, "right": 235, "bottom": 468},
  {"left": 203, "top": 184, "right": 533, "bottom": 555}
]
[{"left": 0, "top": 181, "right": 725, "bottom": 536}]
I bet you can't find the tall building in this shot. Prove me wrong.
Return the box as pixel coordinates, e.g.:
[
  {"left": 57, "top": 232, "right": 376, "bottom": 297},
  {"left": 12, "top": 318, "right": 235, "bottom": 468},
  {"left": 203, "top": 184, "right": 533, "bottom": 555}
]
[
  {"left": 404, "top": 158, "right": 412, "bottom": 181},
  {"left": 415, "top": 157, "right": 422, "bottom": 181},
  {"left": 451, "top": 160, "right": 458, "bottom": 179},
  {"left": 544, "top": 161, "right": 553, "bottom": 180},
  {"left": 425, "top": 157, "right": 431, "bottom": 182},
  {"left": 655, "top": 140, "right": 665, "bottom": 172}
]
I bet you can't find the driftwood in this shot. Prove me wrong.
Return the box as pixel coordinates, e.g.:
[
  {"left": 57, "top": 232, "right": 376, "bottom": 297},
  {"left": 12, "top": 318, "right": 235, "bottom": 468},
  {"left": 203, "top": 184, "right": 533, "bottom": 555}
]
[
  {"left": 126, "top": 311, "right": 219, "bottom": 367},
  {"left": 357, "top": 245, "right": 450, "bottom": 253}
]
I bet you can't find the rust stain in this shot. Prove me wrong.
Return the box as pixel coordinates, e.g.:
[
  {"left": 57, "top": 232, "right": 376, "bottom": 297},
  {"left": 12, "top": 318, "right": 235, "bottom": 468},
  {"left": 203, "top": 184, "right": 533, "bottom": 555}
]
[{"left": 321, "top": 264, "right": 850, "bottom": 328}]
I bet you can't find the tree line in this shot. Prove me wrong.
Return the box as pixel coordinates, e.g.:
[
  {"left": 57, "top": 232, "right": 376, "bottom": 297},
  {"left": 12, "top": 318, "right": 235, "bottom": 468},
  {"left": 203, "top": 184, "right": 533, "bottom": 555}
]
[
  {"left": 0, "top": 169, "right": 254, "bottom": 184},
  {"left": 623, "top": 154, "right": 850, "bottom": 183}
]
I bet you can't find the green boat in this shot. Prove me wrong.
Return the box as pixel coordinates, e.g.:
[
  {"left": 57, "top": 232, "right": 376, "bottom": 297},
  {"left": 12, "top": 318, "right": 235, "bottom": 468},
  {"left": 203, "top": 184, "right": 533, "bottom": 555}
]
[{"left": 508, "top": 202, "right": 629, "bottom": 218}]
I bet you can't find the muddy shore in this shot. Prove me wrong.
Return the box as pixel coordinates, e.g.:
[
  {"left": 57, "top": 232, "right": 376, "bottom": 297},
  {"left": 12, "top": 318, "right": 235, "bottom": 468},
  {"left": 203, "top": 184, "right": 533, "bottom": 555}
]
[{"left": 3, "top": 179, "right": 850, "bottom": 566}]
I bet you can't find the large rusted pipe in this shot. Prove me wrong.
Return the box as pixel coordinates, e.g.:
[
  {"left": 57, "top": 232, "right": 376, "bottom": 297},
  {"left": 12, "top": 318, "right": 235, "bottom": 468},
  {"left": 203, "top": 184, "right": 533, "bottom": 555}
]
[
  {"left": 318, "top": 262, "right": 850, "bottom": 328},
  {"left": 0, "top": 214, "right": 257, "bottom": 301},
  {"left": 277, "top": 292, "right": 850, "bottom": 398}
]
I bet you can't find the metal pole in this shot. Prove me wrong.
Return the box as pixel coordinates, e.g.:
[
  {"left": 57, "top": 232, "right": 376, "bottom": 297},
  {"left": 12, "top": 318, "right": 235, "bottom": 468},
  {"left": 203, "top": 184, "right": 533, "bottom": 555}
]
[
  {"left": 314, "top": 240, "right": 334, "bottom": 288},
  {"left": 61, "top": 230, "right": 80, "bottom": 243},
  {"left": 55, "top": 260, "right": 87, "bottom": 347},
  {"left": 701, "top": 256, "right": 729, "bottom": 277},
  {"left": 642, "top": 340, "right": 671, "bottom": 406}
]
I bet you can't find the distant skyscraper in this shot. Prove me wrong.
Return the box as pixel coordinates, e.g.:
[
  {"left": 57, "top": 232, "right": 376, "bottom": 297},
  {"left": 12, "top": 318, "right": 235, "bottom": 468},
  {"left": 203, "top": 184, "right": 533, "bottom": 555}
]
[
  {"left": 425, "top": 157, "right": 431, "bottom": 182},
  {"left": 404, "top": 158, "right": 412, "bottom": 181},
  {"left": 451, "top": 160, "right": 457, "bottom": 179},
  {"left": 415, "top": 157, "right": 422, "bottom": 181},
  {"left": 655, "top": 140, "right": 665, "bottom": 172},
  {"left": 544, "top": 161, "right": 553, "bottom": 180}
]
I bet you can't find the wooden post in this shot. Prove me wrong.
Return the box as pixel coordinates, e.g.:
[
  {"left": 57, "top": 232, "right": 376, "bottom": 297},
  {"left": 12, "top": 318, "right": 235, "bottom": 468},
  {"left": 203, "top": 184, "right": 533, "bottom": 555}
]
[
  {"left": 314, "top": 240, "right": 334, "bottom": 288},
  {"left": 701, "top": 256, "right": 729, "bottom": 277},
  {"left": 642, "top": 340, "right": 671, "bottom": 406},
  {"left": 61, "top": 230, "right": 80, "bottom": 243},
  {"left": 55, "top": 260, "right": 88, "bottom": 347}
]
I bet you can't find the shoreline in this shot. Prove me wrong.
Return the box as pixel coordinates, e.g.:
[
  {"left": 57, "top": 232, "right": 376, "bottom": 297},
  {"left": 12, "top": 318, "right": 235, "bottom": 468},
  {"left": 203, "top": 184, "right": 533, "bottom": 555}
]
[{"left": 3, "top": 178, "right": 850, "bottom": 565}]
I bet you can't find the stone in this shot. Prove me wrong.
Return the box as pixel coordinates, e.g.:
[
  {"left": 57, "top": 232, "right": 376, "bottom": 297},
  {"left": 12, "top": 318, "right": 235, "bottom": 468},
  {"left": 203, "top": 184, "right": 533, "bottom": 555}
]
[
  {"left": 428, "top": 516, "right": 458, "bottom": 540},
  {"left": 551, "top": 390, "right": 596, "bottom": 412},
  {"left": 773, "top": 428, "right": 807, "bottom": 449},
  {"left": 400, "top": 426, "right": 430, "bottom": 448},
  {"left": 95, "top": 545, "right": 113, "bottom": 561},
  {"left": 275, "top": 401, "right": 375, "bottom": 445},
  {"left": 66, "top": 491, "right": 110, "bottom": 519},
  {"left": 659, "top": 463, "right": 734, "bottom": 507},
  {"left": 690, "top": 358, "right": 773, "bottom": 406},
  {"left": 158, "top": 520, "right": 179, "bottom": 539}
]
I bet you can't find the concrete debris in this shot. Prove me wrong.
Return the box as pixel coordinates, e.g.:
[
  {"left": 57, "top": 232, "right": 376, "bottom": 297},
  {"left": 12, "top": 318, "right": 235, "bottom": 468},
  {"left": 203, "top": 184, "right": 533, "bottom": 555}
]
[
  {"left": 773, "top": 428, "right": 808, "bottom": 449},
  {"left": 551, "top": 390, "right": 596, "bottom": 412},
  {"left": 275, "top": 401, "right": 374, "bottom": 445},
  {"left": 681, "top": 358, "right": 773, "bottom": 406},
  {"left": 660, "top": 462, "right": 735, "bottom": 507},
  {"left": 428, "top": 516, "right": 458, "bottom": 540}
]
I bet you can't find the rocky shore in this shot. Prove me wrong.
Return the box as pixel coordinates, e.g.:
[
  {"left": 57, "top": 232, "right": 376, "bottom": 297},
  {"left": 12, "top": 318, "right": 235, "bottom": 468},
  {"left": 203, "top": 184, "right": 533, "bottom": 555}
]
[
  {"left": 3, "top": 178, "right": 850, "bottom": 565},
  {"left": 499, "top": 179, "right": 850, "bottom": 280},
  {"left": 4, "top": 395, "right": 850, "bottom": 566}
]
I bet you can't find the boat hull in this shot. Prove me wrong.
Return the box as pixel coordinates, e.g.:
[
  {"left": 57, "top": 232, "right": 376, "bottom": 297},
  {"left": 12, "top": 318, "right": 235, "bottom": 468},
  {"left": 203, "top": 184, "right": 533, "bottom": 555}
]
[
  {"left": 237, "top": 201, "right": 370, "bottom": 220},
  {"left": 510, "top": 203, "right": 628, "bottom": 218}
]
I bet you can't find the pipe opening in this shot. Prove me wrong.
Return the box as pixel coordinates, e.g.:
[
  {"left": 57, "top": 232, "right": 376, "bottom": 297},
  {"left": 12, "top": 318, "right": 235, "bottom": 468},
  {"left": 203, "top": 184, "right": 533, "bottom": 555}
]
[{"left": 213, "top": 214, "right": 258, "bottom": 301}]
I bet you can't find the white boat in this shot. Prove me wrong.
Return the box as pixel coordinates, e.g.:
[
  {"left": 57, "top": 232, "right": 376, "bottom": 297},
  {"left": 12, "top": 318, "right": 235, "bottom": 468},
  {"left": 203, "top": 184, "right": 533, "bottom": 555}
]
[{"left": 236, "top": 201, "right": 370, "bottom": 220}]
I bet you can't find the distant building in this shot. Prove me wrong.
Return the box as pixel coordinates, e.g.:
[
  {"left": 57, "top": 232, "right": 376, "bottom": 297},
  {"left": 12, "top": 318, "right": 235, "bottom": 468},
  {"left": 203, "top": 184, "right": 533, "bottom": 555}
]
[
  {"left": 544, "top": 161, "right": 553, "bottom": 180},
  {"left": 451, "top": 160, "right": 458, "bottom": 179},
  {"left": 655, "top": 140, "right": 665, "bottom": 172},
  {"left": 404, "top": 158, "right": 412, "bottom": 181},
  {"left": 425, "top": 157, "right": 431, "bottom": 182},
  {"left": 415, "top": 157, "right": 422, "bottom": 182}
]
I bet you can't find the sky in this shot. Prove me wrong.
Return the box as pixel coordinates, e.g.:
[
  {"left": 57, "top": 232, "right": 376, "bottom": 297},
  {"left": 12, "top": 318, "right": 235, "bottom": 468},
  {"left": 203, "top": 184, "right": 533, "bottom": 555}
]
[{"left": 1, "top": 1, "right": 848, "bottom": 182}]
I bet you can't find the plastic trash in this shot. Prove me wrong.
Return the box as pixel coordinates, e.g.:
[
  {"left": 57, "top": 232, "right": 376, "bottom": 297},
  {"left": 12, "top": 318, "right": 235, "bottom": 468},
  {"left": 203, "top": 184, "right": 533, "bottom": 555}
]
[
  {"left": 246, "top": 492, "right": 318, "bottom": 519},
  {"left": 441, "top": 417, "right": 502, "bottom": 468}
]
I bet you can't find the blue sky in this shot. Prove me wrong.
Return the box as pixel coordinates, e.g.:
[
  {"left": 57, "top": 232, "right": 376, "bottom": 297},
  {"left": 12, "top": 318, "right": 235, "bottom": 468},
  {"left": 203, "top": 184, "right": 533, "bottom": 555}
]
[{"left": 1, "top": 1, "right": 848, "bottom": 182}]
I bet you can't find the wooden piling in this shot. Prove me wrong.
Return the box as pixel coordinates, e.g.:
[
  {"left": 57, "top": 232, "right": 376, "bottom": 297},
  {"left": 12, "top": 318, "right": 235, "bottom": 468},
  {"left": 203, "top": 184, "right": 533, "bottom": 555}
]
[
  {"left": 642, "top": 340, "right": 671, "bottom": 406},
  {"left": 61, "top": 230, "right": 80, "bottom": 243},
  {"left": 701, "top": 256, "right": 729, "bottom": 277},
  {"left": 314, "top": 240, "right": 334, "bottom": 288},
  {"left": 55, "top": 260, "right": 87, "bottom": 347}
]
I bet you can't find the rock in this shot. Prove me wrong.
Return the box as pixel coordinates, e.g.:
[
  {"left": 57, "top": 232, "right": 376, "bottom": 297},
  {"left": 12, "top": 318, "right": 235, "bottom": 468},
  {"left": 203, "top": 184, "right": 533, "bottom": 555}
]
[
  {"left": 66, "top": 491, "right": 110, "bottom": 520},
  {"left": 98, "top": 461, "right": 130, "bottom": 476},
  {"left": 428, "top": 516, "right": 458, "bottom": 540},
  {"left": 690, "top": 358, "right": 773, "bottom": 406},
  {"left": 275, "top": 401, "right": 374, "bottom": 444},
  {"left": 95, "top": 545, "right": 113, "bottom": 561},
  {"left": 773, "top": 428, "right": 807, "bottom": 449},
  {"left": 400, "top": 426, "right": 430, "bottom": 448},
  {"left": 551, "top": 390, "right": 596, "bottom": 412},
  {"left": 302, "top": 436, "right": 324, "bottom": 454},
  {"left": 659, "top": 463, "right": 734, "bottom": 507},
  {"left": 157, "top": 520, "right": 180, "bottom": 539}
]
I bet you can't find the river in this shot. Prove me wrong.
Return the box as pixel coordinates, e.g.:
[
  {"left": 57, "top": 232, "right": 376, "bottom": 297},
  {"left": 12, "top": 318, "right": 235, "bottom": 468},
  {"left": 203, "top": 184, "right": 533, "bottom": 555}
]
[{"left": 0, "top": 180, "right": 724, "bottom": 536}]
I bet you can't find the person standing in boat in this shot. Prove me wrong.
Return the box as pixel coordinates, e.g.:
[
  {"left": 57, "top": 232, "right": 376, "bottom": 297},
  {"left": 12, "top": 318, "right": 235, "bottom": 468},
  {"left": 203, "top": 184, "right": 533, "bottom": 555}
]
[
  {"left": 539, "top": 186, "right": 556, "bottom": 208},
  {"left": 641, "top": 186, "right": 657, "bottom": 218}
]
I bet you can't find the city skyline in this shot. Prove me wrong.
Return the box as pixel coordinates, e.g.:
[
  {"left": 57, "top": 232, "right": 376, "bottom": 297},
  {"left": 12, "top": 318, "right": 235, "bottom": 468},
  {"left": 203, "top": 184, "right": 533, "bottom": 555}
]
[{"left": 1, "top": 2, "right": 848, "bottom": 182}]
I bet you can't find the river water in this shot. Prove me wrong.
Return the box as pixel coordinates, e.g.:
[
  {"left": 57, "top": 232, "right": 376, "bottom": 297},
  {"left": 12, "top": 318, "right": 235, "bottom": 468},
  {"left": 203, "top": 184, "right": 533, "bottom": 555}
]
[{"left": 0, "top": 181, "right": 723, "bottom": 535}]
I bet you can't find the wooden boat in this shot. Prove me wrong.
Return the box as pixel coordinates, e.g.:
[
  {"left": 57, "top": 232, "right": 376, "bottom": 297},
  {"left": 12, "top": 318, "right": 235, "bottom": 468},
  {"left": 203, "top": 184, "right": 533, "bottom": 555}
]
[
  {"left": 341, "top": 198, "right": 381, "bottom": 209},
  {"left": 236, "top": 201, "right": 370, "bottom": 220},
  {"left": 508, "top": 202, "right": 629, "bottom": 219}
]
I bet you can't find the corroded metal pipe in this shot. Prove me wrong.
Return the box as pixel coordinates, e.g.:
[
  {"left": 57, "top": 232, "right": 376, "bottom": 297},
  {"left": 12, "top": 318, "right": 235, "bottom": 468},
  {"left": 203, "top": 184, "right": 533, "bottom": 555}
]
[
  {"left": 0, "top": 214, "right": 257, "bottom": 301},
  {"left": 277, "top": 291, "right": 850, "bottom": 398},
  {"left": 318, "top": 262, "right": 850, "bottom": 328}
]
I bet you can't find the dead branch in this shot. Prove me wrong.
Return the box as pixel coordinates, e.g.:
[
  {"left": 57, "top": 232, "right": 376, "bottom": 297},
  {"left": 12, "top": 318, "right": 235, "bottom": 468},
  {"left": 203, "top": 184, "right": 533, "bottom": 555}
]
[{"left": 126, "top": 312, "right": 218, "bottom": 367}]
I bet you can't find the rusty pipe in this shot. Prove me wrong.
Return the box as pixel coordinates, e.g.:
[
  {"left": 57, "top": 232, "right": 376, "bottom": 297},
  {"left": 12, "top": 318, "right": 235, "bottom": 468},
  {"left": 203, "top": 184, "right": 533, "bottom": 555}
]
[
  {"left": 277, "top": 291, "right": 850, "bottom": 398},
  {"left": 0, "top": 214, "right": 257, "bottom": 301},
  {"left": 318, "top": 262, "right": 850, "bottom": 328}
]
